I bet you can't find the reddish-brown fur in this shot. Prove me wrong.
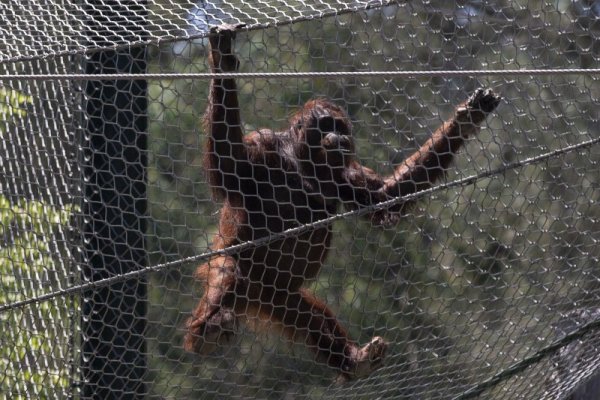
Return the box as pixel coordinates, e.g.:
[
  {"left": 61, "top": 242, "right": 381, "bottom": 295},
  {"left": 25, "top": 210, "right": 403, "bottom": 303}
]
[{"left": 184, "top": 25, "right": 501, "bottom": 379}]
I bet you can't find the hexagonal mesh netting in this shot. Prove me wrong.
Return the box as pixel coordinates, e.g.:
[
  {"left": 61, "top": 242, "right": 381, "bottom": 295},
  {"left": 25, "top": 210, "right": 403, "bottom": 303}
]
[{"left": 2, "top": 1, "right": 600, "bottom": 399}]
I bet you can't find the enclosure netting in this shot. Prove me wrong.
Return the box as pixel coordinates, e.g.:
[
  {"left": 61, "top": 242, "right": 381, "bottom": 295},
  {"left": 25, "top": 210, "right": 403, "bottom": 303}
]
[{"left": 1, "top": 1, "right": 600, "bottom": 399}]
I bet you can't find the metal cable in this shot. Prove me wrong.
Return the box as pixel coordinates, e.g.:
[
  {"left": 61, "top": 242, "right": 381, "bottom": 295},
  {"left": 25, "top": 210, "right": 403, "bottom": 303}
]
[
  {"left": 2, "top": 134, "right": 600, "bottom": 314},
  {"left": 0, "top": 0, "right": 398, "bottom": 65},
  {"left": 1, "top": 69, "right": 600, "bottom": 81},
  {"left": 453, "top": 314, "right": 600, "bottom": 399}
]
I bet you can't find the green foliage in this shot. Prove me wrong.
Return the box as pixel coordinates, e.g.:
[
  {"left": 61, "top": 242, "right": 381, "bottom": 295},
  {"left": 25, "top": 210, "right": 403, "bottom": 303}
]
[
  {"left": 0, "top": 195, "right": 77, "bottom": 399},
  {"left": 0, "top": 88, "right": 32, "bottom": 133}
]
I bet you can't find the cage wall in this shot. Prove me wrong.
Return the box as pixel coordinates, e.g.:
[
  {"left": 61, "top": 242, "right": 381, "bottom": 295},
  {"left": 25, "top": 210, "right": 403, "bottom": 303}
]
[{"left": 1, "top": 1, "right": 600, "bottom": 399}]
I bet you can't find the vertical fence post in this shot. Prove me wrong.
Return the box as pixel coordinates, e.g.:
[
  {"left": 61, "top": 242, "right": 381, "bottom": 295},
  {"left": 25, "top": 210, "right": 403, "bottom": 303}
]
[{"left": 81, "top": 1, "right": 148, "bottom": 398}]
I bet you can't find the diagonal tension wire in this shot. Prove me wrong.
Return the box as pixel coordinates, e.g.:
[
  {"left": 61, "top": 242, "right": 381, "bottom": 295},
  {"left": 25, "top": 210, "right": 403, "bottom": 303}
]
[
  {"left": 0, "top": 0, "right": 398, "bottom": 65},
  {"left": 2, "top": 134, "right": 600, "bottom": 314},
  {"left": 1, "top": 68, "right": 600, "bottom": 80},
  {"left": 453, "top": 314, "right": 600, "bottom": 400}
]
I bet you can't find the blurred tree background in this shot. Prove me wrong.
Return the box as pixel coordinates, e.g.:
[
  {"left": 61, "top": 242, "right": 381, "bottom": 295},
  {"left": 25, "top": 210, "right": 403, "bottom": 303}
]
[
  {"left": 143, "top": 1, "right": 600, "bottom": 398},
  {"left": 1, "top": 0, "right": 599, "bottom": 399}
]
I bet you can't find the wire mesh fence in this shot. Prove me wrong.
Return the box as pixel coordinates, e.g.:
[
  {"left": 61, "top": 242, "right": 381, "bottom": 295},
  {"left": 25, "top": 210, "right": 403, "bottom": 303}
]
[{"left": 1, "top": 1, "right": 600, "bottom": 399}]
